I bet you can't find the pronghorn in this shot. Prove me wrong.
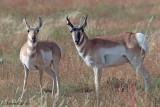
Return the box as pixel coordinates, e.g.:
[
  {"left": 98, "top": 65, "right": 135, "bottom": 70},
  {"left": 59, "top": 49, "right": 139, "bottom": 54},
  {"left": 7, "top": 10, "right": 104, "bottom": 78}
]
[
  {"left": 66, "top": 15, "right": 150, "bottom": 94},
  {"left": 20, "top": 18, "right": 61, "bottom": 99}
]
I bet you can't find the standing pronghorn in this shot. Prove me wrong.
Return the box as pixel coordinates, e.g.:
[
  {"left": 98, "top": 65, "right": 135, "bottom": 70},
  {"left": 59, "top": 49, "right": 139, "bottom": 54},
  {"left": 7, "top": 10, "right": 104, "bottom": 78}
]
[
  {"left": 66, "top": 15, "right": 150, "bottom": 94},
  {"left": 20, "top": 18, "right": 61, "bottom": 99}
]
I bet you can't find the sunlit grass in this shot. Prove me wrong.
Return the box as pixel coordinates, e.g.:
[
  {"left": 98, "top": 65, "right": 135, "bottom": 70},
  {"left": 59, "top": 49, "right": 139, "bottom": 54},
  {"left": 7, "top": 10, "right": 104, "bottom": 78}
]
[{"left": 0, "top": 0, "right": 160, "bottom": 106}]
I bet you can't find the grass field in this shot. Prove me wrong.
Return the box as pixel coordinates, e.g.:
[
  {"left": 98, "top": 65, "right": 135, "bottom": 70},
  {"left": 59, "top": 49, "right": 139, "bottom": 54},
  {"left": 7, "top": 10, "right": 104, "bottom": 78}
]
[{"left": 0, "top": 0, "right": 160, "bottom": 106}]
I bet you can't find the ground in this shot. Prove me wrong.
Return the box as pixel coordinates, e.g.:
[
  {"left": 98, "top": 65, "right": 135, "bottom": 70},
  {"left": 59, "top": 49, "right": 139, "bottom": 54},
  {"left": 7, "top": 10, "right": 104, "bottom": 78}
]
[{"left": 0, "top": 0, "right": 160, "bottom": 106}]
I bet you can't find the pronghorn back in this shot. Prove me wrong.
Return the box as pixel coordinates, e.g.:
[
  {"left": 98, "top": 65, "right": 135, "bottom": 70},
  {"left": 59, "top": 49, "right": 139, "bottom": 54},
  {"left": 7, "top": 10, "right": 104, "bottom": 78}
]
[
  {"left": 91, "top": 32, "right": 148, "bottom": 53},
  {"left": 78, "top": 32, "right": 148, "bottom": 59}
]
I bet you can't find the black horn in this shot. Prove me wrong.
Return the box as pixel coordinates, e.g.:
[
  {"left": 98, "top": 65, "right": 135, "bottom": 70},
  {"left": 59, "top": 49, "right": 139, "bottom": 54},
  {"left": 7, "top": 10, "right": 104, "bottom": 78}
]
[
  {"left": 66, "top": 15, "right": 74, "bottom": 32},
  {"left": 80, "top": 15, "right": 88, "bottom": 29}
]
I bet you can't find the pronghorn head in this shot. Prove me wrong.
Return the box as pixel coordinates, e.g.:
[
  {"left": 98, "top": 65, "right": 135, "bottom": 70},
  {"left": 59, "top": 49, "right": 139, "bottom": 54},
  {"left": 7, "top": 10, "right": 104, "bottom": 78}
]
[
  {"left": 66, "top": 15, "right": 88, "bottom": 45},
  {"left": 23, "top": 17, "right": 42, "bottom": 43}
]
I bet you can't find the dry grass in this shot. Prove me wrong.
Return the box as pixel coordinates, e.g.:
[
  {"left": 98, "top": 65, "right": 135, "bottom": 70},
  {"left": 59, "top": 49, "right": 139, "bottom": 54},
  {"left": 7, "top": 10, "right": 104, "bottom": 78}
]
[{"left": 0, "top": 0, "right": 160, "bottom": 107}]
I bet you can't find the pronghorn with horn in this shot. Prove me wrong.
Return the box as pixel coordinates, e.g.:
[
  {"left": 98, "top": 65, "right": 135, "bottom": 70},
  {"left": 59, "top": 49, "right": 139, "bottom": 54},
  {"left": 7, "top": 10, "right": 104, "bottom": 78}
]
[
  {"left": 20, "top": 17, "right": 61, "bottom": 99},
  {"left": 66, "top": 15, "right": 150, "bottom": 94}
]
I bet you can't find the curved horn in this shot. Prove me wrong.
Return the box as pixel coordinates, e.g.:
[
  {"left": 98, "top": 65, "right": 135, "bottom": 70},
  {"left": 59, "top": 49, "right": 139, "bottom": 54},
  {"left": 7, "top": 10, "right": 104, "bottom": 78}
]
[
  {"left": 37, "top": 17, "right": 42, "bottom": 29},
  {"left": 80, "top": 15, "right": 88, "bottom": 29},
  {"left": 66, "top": 15, "right": 74, "bottom": 31},
  {"left": 23, "top": 18, "right": 30, "bottom": 30}
]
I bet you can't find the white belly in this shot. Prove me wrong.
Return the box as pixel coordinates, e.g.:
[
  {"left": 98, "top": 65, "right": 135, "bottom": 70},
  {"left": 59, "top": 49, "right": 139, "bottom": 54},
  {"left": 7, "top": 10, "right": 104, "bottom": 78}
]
[
  {"left": 104, "top": 54, "right": 127, "bottom": 67},
  {"left": 36, "top": 50, "right": 53, "bottom": 69},
  {"left": 81, "top": 45, "right": 127, "bottom": 68},
  {"left": 100, "top": 45, "right": 127, "bottom": 67},
  {"left": 40, "top": 50, "right": 53, "bottom": 66}
]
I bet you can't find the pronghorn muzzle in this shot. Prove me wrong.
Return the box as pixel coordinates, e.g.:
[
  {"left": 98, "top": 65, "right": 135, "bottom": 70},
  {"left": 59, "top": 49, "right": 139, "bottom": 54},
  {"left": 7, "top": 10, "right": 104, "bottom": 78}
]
[
  {"left": 75, "top": 32, "right": 81, "bottom": 45},
  {"left": 32, "top": 36, "right": 37, "bottom": 43}
]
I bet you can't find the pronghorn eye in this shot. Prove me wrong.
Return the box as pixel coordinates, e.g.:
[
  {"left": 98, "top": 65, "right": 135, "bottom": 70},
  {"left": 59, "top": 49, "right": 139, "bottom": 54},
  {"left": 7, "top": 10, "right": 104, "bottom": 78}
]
[
  {"left": 27, "top": 30, "right": 30, "bottom": 33},
  {"left": 81, "top": 29, "right": 84, "bottom": 32},
  {"left": 70, "top": 30, "right": 73, "bottom": 33}
]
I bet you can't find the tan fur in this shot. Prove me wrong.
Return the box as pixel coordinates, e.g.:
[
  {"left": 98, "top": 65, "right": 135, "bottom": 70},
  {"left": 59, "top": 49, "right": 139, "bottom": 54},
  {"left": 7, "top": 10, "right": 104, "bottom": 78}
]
[
  {"left": 19, "top": 18, "right": 61, "bottom": 100},
  {"left": 71, "top": 31, "right": 149, "bottom": 94},
  {"left": 67, "top": 16, "right": 150, "bottom": 95},
  {"left": 20, "top": 41, "right": 61, "bottom": 66},
  {"left": 78, "top": 32, "right": 143, "bottom": 58}
]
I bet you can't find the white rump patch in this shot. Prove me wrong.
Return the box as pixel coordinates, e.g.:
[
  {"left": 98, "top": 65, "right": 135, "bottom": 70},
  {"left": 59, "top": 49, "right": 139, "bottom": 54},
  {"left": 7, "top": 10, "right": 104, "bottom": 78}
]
[{"left": 136, "top": 33, "right": 149, "bottom": 53}]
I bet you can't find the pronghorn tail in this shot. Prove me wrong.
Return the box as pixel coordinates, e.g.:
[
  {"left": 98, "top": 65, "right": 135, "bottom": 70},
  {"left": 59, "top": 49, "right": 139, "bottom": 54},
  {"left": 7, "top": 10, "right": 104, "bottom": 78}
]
[{"left": 135, "top": 33, "right": 149, "bottom": 53}]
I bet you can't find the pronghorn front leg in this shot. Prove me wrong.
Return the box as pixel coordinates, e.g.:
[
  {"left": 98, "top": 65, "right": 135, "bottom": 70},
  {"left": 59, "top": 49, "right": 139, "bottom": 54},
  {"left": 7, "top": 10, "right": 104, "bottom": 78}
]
[
  {"left": 20, "top": 64, "right": 29, "bottom": 100},
  {"left": 38, "top": 70, "right": 43, "bottom": 95},
  {"left": 93, "top": 67, "right": 102, "bottom": 95}
]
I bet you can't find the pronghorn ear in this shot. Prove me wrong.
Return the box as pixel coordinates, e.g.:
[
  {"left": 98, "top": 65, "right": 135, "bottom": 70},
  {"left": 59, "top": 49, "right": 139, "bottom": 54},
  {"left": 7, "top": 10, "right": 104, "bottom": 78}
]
[
  {"left": 23, "top": 18, "right": 30, "bottom": 31},
  {"left": 37, "top": 17, "right": 43, "bottom": 29}
]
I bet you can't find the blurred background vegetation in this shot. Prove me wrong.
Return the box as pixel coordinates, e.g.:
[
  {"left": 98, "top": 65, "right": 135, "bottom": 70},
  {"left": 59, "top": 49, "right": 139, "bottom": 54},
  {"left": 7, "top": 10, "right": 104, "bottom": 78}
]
[{"left": 0, "top": 0, "right": 160, "bottom": 106}]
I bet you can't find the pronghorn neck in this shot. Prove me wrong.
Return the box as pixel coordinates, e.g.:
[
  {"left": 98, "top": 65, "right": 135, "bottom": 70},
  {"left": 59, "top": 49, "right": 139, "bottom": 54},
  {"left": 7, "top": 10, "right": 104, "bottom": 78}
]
[
  {"left": 26, "top": 39, "right": 37, "bottom": 57},
  {"left": 75, "top": 32, "right": 89, "bottom": 57},
  {"left": 75, "top": 32, "right": 88, "bottom": 47}
]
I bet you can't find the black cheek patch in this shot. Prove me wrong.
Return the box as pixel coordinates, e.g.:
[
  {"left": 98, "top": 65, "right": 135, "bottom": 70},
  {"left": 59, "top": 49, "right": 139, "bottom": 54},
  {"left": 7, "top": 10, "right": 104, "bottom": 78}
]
[{"left": 77, "top": 32, "right": 81, "bottom": 43}]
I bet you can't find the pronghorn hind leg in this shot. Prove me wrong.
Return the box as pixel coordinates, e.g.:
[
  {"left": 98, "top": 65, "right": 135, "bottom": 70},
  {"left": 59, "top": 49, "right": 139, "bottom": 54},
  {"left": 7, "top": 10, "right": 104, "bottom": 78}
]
[
  {"left": 19, "top": 64, "right": 29, "bottom": 101},
  {"left": 44, "top": 68, "right": 56, "bottom": 96},
  {"left": 138, "top": 65, "right": 150, "bottom": 92},
  {"left": 127, "top": 55, "right": 150, "bottom": 92},
  {"left": 38, "top": 69, "right": 43, "bottom": 96},
  {"left": 52, "top": 60, "right": 60, "bottom": 97}
]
